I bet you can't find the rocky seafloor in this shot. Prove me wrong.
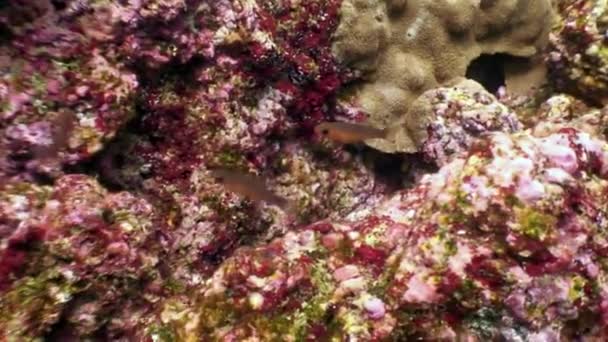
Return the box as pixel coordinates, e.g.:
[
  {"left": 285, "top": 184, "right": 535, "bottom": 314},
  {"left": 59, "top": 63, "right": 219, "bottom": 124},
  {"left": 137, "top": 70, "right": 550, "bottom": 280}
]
[{"left": 0, "top": 0, "right": 607, "bottom": 341}]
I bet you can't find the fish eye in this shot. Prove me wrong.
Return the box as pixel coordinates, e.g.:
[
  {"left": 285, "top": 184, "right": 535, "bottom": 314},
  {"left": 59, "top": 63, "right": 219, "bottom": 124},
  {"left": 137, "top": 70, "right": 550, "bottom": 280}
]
[{"left": 321, "top": 129, "right": 329, "bottom": 135}]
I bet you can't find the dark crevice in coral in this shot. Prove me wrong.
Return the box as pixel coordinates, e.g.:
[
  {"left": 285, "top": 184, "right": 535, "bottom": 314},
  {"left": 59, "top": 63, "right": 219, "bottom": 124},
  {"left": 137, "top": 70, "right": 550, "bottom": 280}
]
[
  {"left": 357, "top": 147, "right": 436, "bottom": 192},
  {"left": 44, "top": 315, "right": 80, "bottom": 342},
  {"left": 62, "top": 149, "right": 120, "bottom": 192},
  {"left": 0, "top": 25, "right": 13, "bottom": 45},
  {"left": 50, "top": 0, "right": 68, "bottom": 11},
  {"left": 466, "top": 53, "right": 508, "bottom": 94},
  {"left": 134, "top": 55, "right": 210, "bottom": 90},
  {"left": 3, "top": 150, "right": 55, "bottom": 186},
  {"left": 372, "top": 156, "right": 409, "bottom": 191},
  {"left": 63, "top": 115, "right": 147, "bottom": 192},
  {"left": 30, "top": 171, "right": 56, "bottom": 186}
]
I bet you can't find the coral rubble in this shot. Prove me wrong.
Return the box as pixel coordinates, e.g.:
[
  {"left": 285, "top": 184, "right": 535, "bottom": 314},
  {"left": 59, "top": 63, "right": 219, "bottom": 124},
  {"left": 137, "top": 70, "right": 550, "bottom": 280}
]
[{"left": 1, "top": 0, "right": 608, "bottom": 340}]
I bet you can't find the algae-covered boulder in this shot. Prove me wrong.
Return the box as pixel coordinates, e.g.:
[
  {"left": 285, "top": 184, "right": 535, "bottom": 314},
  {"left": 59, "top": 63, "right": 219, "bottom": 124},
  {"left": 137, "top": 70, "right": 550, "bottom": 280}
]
[
  {"left": 191, "top": 128, "right": 608, "bottom": 340},
  {"left": 549, "top": 0, "right": 608, "bottom": 105},
  {"left": 371, "top": 79, "right": 521, "bottom": 163},
  {"left": 0, "top": 176, "right": 166, "bottom": 339},
  {"left": 0, "top": 0, "right": 607, "bottom": 340}
]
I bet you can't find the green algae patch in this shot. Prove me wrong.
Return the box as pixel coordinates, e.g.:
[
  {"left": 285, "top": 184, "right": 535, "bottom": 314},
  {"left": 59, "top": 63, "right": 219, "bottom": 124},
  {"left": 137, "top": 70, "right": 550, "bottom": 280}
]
[
  {"left": 148, "top": 324, "right": 177, "bottom": 342},
  {"left": 369, "top": 255, "right": 400, "bottom": 299},
  {"left": 257, "top": 260, "right": 336, "bottom": 339},
  {"left": 197, "top": 257, "right": 337, "bottom": 340},
  {"left": 0, "top": 269, "right": 77, "bottom": 340},
  {"left": 216, "top": 149, "right": 247, "bottom": 169},
  {"left": 514, "top": 207, "right": 557, "bottom": 241},
  {"left": 569, "top": 276, "right": 587, "bottom": 302},
  {"left": 155, "top": 298, "right": 202, "bottom": 342}
]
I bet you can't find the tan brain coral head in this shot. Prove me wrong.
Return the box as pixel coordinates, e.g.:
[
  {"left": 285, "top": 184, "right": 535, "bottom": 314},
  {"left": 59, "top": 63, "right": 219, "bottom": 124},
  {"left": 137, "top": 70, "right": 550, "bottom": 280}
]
[
  {"left": 331, "top": 0, "right": 391, "bottom": 73},
  {"left": 332, "top": 0, "right": 554, "bottom": 153}
]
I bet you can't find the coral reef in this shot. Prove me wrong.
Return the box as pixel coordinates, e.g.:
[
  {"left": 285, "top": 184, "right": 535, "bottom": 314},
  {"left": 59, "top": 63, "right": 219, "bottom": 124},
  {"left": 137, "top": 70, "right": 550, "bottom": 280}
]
[
  {"left": 190, "top": 128, "right": 608, "bottom": 340},
  {"left": 0, "top": 26, "right": 138, "bottom": 181},
  {"left": 529, "top": 94, "right": 608, "bottom": 139},
  {"left": 1, "top": 0, "right": 608, "bottom": 340},
  {"left": 0, "top": 176, "right": 166, "bottom": 339},
  {"left": 548, "top": 0, "right": 608, "bottom": 105},
  {"left": 402, "top": 78, "right": 521, "bottom": 165},
  {"left": 332, "top": 0, "right": 554, "bottom": 153}
]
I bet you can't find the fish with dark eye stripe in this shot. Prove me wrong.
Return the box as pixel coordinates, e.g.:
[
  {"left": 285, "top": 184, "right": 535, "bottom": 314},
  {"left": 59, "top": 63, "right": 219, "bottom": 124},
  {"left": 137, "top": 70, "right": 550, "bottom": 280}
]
[
  {"left": 314, "top": 122, "right": 389, "bottom": 144},
  {"left": 209, "top": 168, "right": 292, "bottom": 211}
]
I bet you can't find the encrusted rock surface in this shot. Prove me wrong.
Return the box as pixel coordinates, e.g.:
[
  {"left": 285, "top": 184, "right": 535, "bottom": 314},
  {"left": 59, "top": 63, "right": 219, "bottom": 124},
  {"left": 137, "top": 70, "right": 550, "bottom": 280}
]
[
  {"left": 402, "top": 78, "right": 521, "bottom": 165},
  {"left": 191, "top": 128, "right": 608, "bottom": 340},
  {"left": 0, "top": 176, "right": 167, "bottom": 339},
  {"left": 1, "top": 0, "right": 608, "bottom": 340},
  {"left": 548, "top": 0, "right": 608, "bottom": 105}
]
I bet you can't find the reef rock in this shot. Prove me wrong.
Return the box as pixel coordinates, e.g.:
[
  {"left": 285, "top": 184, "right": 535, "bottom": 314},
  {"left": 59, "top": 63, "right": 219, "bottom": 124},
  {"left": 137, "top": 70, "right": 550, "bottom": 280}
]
[
  {"left": 530, "top": 94, "right": 608, "bottom": 139},
  {"left": 549, "top": 0, "right": 608, "bottom": 105},
  {"left": 0, "top": 175, "right": 167, "bottom": 339},
  {"left": 332, "top": 0, "right": 554, "bottom": 152},
  {"left": 0, "top": 0, "right": 607, "bottom": 341},
  {"left": 190, "top": 128, "right": 608, "bottom": 340},
  {"left": 375, "top": 79, "right": 521, "bottom": 164}
]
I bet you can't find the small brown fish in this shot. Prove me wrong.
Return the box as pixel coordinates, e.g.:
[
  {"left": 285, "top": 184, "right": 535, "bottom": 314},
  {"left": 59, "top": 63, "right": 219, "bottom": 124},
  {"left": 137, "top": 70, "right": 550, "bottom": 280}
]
[
  {"left": 314, "top": 122, "right": 388, "bottom": 144},
  {"left": 32, "top": 111, "right": 75, "bottom": 160},
  {"left": 210, "top": 168, "right": 290, "bottom": 210}
]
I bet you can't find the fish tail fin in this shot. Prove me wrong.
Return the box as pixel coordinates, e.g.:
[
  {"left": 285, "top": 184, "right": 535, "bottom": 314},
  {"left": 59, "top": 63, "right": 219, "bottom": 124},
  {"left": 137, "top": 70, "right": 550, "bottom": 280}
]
[
  {"left": 275, "top": 196, "right": 297, "bottom": 216},
  {"left": 366, "top": 126, "right": 390, "bottom": 140},
  {"left": 380, "top": 125, "right": 397, "bottom": 139},
  {"left": 380, "top": 127, "right": 390, "bottom": 139}
]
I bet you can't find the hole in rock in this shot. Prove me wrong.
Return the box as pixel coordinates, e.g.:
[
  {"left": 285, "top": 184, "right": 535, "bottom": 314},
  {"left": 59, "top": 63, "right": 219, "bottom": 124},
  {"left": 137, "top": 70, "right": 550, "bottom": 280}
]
[
  {"left": 50, "top": 0, "right": 68, "bottom": 11},
  {"left": 0, "top": 23, "right": 13, "bottom": 44},
  {"left": 63, "top": 117, "right": 147, "bottom": 192},
  {"left": 467, "top": 54, "right": 546, "bottom": 96},
  {"left": 354, "top": 146, "right": 437, "bottom": 192},
  {"left": 466, "top": 53, "right": 508, "bottom": 94}
]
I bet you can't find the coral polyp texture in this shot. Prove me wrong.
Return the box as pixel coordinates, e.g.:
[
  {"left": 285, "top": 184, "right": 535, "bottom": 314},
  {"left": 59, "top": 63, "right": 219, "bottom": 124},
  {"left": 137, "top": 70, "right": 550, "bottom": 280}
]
[
  {"left": 331, "top": 0, "right": 553, "bottom": 153},
  {"left": 1, "top": 0, "right": 608, "bottom": 340}
]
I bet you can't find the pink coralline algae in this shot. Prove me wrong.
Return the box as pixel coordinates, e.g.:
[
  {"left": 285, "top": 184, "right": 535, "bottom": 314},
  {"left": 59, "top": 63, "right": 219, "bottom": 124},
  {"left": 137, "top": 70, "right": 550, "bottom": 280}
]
[
  {"left": 193, "top": 129, "right": 608, "bottom": 340},
  {"left": 1, "top": 0, "right": 608, "bottom": 341},
  {"left": 406, "top": 79, "right": 521, "bottom": 166},
  {"left": 0, "top": 175, "right": 167, "bottom": 340},
  {"left": 529, "top": 94, "right": 608, "bottom": 139},
  {"left": 548, "top": 0, "right": 608, "bottom": 105},
  {"left": 0, "top": 14, "right": 138, "bottom": 180}
]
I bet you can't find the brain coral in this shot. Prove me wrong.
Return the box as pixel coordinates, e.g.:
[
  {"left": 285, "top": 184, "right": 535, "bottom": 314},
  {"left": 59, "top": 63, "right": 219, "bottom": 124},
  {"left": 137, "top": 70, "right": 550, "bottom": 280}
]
[{"left": 332, "top": 0, "right": 554, "bottom": 153}]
